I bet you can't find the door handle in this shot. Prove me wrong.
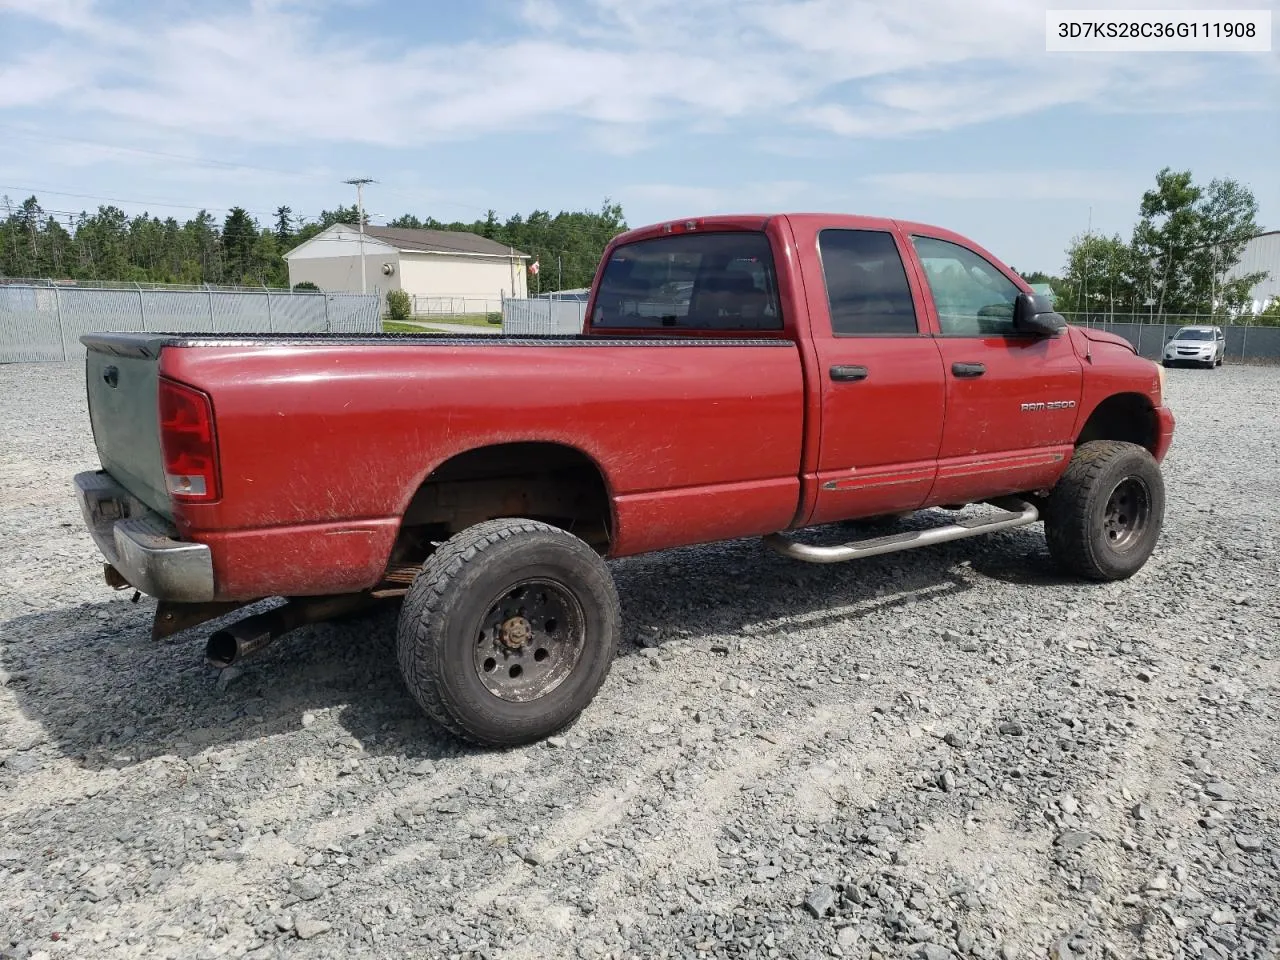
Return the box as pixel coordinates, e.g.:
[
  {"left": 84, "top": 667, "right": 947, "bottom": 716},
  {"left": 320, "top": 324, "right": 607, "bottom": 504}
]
[
  {"left": 830, "top": 364, "right": 869, "bottom": 382},
  {"left": 951, "top": 361, "right": 986, "bottom": 378}
]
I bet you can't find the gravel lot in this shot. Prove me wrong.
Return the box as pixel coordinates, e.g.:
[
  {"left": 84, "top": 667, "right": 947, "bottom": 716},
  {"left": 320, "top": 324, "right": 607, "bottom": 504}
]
[{"left": 2, "top": 360, "right": 1278, "bottom": 960}]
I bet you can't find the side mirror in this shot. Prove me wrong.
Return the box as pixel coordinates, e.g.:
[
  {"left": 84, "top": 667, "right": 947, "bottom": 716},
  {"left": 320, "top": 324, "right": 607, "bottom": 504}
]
[{"left": 1013, "top": 292, "right": 1067, "bottom": 337}]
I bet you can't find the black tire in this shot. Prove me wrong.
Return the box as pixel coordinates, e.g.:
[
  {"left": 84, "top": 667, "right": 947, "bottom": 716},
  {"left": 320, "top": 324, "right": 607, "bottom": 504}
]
[
  {"left": 396, "top": 518, "right": 620, "bottom": 746},
  {"left": 1043, "top": 441, "right": 1165, "bottom": 582},
  {"left": 1161, "top": 360, "right": 1172, "bottom": 368}
]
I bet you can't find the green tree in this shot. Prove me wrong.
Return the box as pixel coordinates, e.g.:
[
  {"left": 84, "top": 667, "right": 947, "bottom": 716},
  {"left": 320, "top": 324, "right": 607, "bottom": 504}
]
[
  {"left": 248, "top": 229, "right": 285, "bottom": 286},
  {"left": 1255, "top": 297, "right": 1280, "bottom": 326},
  {"left": 183, "top": 210, "right": 221, "bottom": 282},
  {"left": 221, "top": 207, "right": 257, "bottom": 283},
  {"left": 0, "top": 193, "right": 628, "bottom": 294},
  {"left": 1058, "top": 233, "right": 1135, "bottom": 318},
  {"left": 318, "top": 205, "right": 363, "bottom": 228},
  {"left": 1129, "top": 168, "right": 1264, "bottom": 319},
  {"left": 274, "top": 206, "right": 293, "bottom": 246},
  {"left": 1195, "top": 178, "right": 1266, "bottom": 317}
]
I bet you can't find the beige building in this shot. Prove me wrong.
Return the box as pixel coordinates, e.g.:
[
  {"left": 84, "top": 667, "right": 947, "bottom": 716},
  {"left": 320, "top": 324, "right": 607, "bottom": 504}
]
[{"left": 284, "top": 224, "right": 529, "bottom": 306}]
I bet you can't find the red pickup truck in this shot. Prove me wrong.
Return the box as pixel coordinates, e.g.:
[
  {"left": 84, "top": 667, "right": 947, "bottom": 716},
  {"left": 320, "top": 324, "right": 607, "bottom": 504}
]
[{"left": 75, "top": 213, "right": 1174, "bottom": 746}]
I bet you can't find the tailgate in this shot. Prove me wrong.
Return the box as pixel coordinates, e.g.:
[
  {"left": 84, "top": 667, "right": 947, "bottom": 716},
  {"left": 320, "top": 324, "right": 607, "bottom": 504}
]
[{"left": 84, "top": 341, "right": 171, "bottom": 520}]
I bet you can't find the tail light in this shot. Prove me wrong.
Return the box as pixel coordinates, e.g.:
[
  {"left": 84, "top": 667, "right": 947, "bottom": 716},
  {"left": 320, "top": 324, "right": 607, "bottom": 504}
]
[{"left": 158, "top": 377, "right": 221, "bottom": 502}]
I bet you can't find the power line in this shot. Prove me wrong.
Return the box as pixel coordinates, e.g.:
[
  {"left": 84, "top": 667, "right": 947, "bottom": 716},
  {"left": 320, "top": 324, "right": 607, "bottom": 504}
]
[
  {"left": 0, "top": 126, "right": 497, "bottom": 215},
  {"left": 0, "top": 184, "right": 285, "bottom": 219}
]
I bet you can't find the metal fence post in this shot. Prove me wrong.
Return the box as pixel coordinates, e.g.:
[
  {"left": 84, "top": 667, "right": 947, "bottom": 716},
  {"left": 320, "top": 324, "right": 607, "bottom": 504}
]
[
  {"left": 265, "top": 285, "right": 274, "bottom": 333},
  {"left": 325, "top": 295, "right": 331, "bottom": 333},
  {"left": 54, "top": 285, "right": 67, "bottom": 361},
  {"left": 137, "top": 282, "right": 147, "bottom": 331},
  {"left": 1241, "top": 320, "right": 1249, "bottom": 362},
  {"left": 206, "top": 284, "right": 216, "bottom": 332}
]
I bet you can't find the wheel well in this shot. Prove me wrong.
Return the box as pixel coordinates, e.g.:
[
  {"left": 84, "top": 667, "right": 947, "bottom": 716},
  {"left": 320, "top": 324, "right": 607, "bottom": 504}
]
[
  {"left": 1075, "top": 393, "right": 1158, "bottom": 454},
  {"left": 389, "top": 443, "right": 613, "bottom": 569}
]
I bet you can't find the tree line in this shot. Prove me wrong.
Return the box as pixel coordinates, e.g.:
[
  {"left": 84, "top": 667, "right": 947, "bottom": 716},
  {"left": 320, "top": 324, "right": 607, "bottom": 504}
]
[
  {"left": 2, "top": 171, "right": 1272, "bottom": 322},
  {"left": 0, "top": 196, "right": 628, "bottom": 294},
  {"left": 1014, "top": 168, "right": 1276, "bottom": 324}
]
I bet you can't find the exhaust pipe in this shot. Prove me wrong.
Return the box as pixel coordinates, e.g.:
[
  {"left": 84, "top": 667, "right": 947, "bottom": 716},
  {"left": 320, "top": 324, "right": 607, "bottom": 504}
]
[{"left": 206, "top": 594, "right": 380, "bottom": 668}]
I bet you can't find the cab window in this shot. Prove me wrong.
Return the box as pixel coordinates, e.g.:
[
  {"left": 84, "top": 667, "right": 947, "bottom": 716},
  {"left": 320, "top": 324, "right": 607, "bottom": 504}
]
[
  {"left": 591, "top": 232, "right": 781, "bottom": 331},
  {"left": 911, "top": 236, "right": 1021, "bottom": 336}
]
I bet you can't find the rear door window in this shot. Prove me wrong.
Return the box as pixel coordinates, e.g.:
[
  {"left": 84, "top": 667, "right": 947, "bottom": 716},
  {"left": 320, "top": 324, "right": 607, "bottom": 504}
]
[
  {"left": 818, "top": 229, "right": 919, "bottom": 335},
  {"left": 591, "top": 232, "right": 782, "bottom": 330}
]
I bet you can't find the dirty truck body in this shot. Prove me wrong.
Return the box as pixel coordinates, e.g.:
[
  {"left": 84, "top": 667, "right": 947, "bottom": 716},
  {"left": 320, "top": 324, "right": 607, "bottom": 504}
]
[{"left": 75, "top": 213, "right": 1175, "bottom": 746}]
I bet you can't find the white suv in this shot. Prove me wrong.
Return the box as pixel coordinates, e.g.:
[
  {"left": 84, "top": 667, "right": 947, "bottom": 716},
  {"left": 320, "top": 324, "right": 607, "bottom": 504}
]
[{"left": 1162, "top": 325, "right": 1225, "bottom": 368}]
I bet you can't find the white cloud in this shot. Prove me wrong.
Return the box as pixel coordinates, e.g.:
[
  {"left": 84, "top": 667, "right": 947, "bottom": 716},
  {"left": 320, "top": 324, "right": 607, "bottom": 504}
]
[
  {"left": 622, "top": 180, "right": 815, "bottom": 215},
  {"left": 0, "top": 0, "right": 1272, "bottom": 153},
  {"left": 519, "top": 0, "right": 565, "bottom": 31},
  {"left": 0, "top": 0, "right": 98, "bottom": 31},
  {"left": 864, "top": 171, "right": 1137, "bottom": 202}
]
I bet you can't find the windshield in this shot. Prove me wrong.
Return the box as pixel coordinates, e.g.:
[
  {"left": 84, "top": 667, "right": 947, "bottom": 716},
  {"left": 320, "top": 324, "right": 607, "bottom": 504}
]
[
  {"left": 1173, "top": 328, "right": 1214, "bottom": 340},
  {"left": 591, "top": 231, "right": 782, "bottom": 331}
]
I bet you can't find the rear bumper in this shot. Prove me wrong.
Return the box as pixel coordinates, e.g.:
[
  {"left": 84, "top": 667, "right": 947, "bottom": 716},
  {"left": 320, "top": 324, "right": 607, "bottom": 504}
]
[
  {"left": 74, "top": 471, "right": 215, "bottom": 602},
  {"left": 1153, "top": 405, "right": 1175, "bottom": 463}
]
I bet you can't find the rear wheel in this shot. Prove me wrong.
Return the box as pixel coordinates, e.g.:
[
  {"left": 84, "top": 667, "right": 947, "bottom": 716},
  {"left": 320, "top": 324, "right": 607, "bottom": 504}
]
[
  {"left": 1044, "top": 441, "right": 1165, "bottom": 581},
  {"left": 396, "top": 518, "right": 620, "bottom": 746}
]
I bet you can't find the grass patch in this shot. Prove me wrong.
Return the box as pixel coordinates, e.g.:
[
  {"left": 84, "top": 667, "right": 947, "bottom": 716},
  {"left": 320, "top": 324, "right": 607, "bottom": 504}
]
[
  {"left": 382, "top": 314, "right": 503, "bottom": 333},
  {"left": 415, "top": 313, "right": 503, "bottom": 327},
  {"left": 382, "top": 320, "right": 444, "bottom": 334}
]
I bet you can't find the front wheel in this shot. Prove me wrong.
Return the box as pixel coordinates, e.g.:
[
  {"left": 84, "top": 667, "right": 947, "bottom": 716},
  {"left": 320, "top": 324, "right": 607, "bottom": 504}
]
[
  {"left": 396, "top": 518, "right": 620, "bottom": 746},
  {"left": 1043, "top": 441, "right": 1166, "bottom": 582}
]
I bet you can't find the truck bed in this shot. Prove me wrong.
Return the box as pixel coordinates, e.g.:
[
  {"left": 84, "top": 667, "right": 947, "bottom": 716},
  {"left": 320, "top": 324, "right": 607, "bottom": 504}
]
[{"left": 81, "top": 330, "right": 807, "bottom": 600}]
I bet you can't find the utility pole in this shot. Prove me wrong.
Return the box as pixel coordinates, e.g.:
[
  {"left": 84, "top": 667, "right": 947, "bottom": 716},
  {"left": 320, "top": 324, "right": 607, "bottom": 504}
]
[
  {"left": 343, "top": 178, "right": 376, "bottom": 295},
  {"left": 1081, "top": 207, "right": 1092, "bottom": 324}
]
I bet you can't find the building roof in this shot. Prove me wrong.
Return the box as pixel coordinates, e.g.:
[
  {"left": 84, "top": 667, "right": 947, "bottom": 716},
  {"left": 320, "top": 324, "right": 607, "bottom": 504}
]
[
  {"left": 283, "top": 223, "right": 529, "bottom": 261},
  {"left": 361, "top": 225, "right": 528, "bottom": 258}
]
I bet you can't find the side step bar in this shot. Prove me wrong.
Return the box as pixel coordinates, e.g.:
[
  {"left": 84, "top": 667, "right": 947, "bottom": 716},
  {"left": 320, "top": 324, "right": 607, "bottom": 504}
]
[{"left": 762, "top": 498, "right": 1040, "bottom": 565}]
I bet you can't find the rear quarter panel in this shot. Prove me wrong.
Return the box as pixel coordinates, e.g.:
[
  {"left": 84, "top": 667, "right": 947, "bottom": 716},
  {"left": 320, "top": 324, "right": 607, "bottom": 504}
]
[{"left": 160, "top": 338, "right": 805, "bottom": 595}]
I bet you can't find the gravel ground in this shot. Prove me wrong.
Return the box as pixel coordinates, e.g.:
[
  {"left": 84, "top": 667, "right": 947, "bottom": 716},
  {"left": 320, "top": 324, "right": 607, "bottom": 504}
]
[{"left": 1, "top": 360, "right": 1278, "bottom": 960}]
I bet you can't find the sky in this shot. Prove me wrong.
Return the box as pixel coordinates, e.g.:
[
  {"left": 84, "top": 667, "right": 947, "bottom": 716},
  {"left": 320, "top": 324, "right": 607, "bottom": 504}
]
[{"left": 0, "top": 0, "right": 1276, "bottom": 274}]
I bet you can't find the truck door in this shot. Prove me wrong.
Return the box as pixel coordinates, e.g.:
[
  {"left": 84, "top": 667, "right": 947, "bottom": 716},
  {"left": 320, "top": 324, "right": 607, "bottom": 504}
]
[
  {"left": 906, "top": 233, "right": 1083, "bottom": 505},
  {"left": 794, "top": 224, "right": 947, "bottom": 525}
]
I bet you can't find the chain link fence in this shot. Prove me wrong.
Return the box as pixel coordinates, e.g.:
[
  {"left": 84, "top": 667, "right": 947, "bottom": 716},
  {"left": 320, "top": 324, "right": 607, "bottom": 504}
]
[
  {"left": 410, "top": 296, "right": 504, "bottom": 322},
  {"left": 0, "top": 283, "right": 381, "bottom": 363},
  {"left": 1064, "top": 314, "right": 1280, "bottom": 363},
  {"left": 501, "top": 298, "right": 588, "bottom": 335}
]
